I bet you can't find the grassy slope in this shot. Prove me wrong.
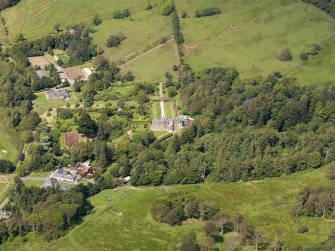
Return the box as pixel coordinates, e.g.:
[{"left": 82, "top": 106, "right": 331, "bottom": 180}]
[
  {"left": 120, "top": 39, "right": 179, "bottom": 82},
  {"left": 2, "top": 0, "right": 174, "bottom": 81},
  {"left": 1, "top": 166, "right": 334, "bottom": 250},
  {"left": 176, "top": 0, "right": 335, "bottom": 84},
  {"left": 0, "top": 111, "right": 23, "bottom": 163},
  {"left": 3, "top": 0, "right": 335, "bottom": 83}
]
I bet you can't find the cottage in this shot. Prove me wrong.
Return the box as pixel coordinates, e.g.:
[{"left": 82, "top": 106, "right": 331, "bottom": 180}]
[{"left": 46, "top": 90, "right": 69, "bottom": 99}]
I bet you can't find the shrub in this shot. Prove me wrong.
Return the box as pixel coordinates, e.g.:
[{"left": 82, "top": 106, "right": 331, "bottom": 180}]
[
  {"left": 113, "top": 9, "right": 131, "bottom": 19},
  {"left": 308, "top": 44, "right": 321, "bottom": 55},
  {"left": 160, "top": 36, "right": 168, "bottom": 44},
  {"left": 159, "top": 0, "right": 175, "bottom": 16},
  {"left": 167, "top": 86, "right": 177, "bottom": 98},
  {"left": 298, "top": 226, "right": 309, "bottom": 233},
  {"left": 181, "top": 11, "right": 187, "bottom": 18},
  {"left": 106, "top": 35, "right": 123, "bottom": 48},
  {"left": 92, "top": 15, "right": 102, "bottom": 26},
  {"left": 277, "top": 47, "right": 292, "bottom": 61},
  {"left": 0, "top": 160, "right": 15, "bottom": 173},
  {"left": 199, "top": 7, "right": 221, "bottom": 17},
  {"left": 300, "top": 53, "right": 308, "bottom": 61},
  {"left": 144, "top": 0, "right": 152, "bottom": 10}
]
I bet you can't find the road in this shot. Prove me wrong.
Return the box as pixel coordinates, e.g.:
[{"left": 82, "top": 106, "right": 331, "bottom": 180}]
[{"left": 159, "top": 82, "right": 166, "bottom": 118}]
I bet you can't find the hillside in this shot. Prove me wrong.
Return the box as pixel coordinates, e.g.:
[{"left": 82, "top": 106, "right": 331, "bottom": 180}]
[
  {"left": 1, "top": 166, "right": 333, "bottom": 250},
  {"left": 2, "top": 0, "right": 335, "bottom": 83}
]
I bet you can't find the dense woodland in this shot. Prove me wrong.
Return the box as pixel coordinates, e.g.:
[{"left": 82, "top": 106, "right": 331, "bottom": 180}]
[
  {"left": 0, "top": 178, "right": 92, "bottom": 244},
  {"left": 303, "top": 0, "right": 335, "bottom": 17}
]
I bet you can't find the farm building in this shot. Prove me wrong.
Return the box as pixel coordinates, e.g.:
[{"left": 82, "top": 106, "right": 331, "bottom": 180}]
[
  {"left": 63, "top": 66, "right": 86, "bottom": 84},
  {"left": 46, "top": 90, "right": 69, "bottom": 99},
  {"left": 151, "top": 115, "right": 194, "bottom": 132}
]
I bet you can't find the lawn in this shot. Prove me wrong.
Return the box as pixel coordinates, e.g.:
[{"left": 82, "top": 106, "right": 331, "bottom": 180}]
[
  {"left": 175, "top": 0, "right": 335, "bottom": 84},
  {"left": 1, "top": 165, "right": 334, "bottom": 250},
  {"left": 151, "top": 101, "right": 161, "bottom": 119},
  {"left": 33, "top": 92, "right": 69, "bottom": 115},
  {"left": 164, "top": 101, "right": 175, "bottom": 118},
  {"left": 23, "top": 180, "right": 44, "bottom": 188},
  {"left": 0, "top": 110, "right": 23, "bottom": 163}
]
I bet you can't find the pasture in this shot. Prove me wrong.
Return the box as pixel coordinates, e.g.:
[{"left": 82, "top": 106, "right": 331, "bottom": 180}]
[
  {"left": 1, "top": 165, "right": 334, "bottom": 250},
  {"left": 175, "top": 0, "right": 335, "bottom": 84},
  {"left": 120, "top": 39, "right": 179, "bottom": 82},
  {"left": 1, "top": 0, "right": 173, "bottom": 82}
]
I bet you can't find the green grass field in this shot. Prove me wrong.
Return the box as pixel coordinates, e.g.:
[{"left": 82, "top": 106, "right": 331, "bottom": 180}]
[
  {"left": 2, "top": 0, "right": 172, "bottom": 68},
  {"left": 164, "top": 101, "right": 175, "bottom": 118},
  {"left": 1, "top": 166, "right": 334, "bottom": 250},
  {"left": 120, "top": 39, "right": 179, "bottom": 82},
  {"left": 152, "top": 101, "right": 161, "bottom": 119},
  {"left": 175, "top": 0, "right": 335, "bottom": 84},
  {"left": 0, "top": 111, "right": 23, "bottom": 163},
  {"left": 23, "top": 180, "right": 44, "bottom": 188},
  {"left": 4, "top": 0, "right": 333, "bottom": 83}
]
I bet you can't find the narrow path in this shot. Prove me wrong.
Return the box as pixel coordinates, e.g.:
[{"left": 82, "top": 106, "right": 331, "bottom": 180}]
[
  {"left": 159, "top": 82, "right": 166, "bottom": 119},
  {"left": 120, "top": 39, "right": 174, "bottom": 68}
]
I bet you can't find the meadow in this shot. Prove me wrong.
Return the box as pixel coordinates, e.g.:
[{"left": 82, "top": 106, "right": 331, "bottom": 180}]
[
  {"left": 0, "top": 110, "right": 23, "bottom": 163},
  {"left": 2, "top": 0, "right": 174, "bottom": 82},
  {"left": 176, "top": 0, "right": 335, "bottom": 84},
  {"left": 3, "top": 0, "right": 335, "bottom": 83},
  {"left": 1, "top": 165, "right": 334, "bottom": 250}
]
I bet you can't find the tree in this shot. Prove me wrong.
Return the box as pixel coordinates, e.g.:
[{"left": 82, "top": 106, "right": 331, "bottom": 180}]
[
  {"left": 215, "top": 213, "right": 229, "bottom": 235},
  {"left": 201, "top": 236, "right": 214, "bottom": 251},
  {"left": 300, "top": 52, "right": 308, "bottom": 61},
  {"left": 21, "top": 130, "right": 33, "bottom": 143},
  {"left": 277, "top": 47, "right": 292, "bottom": 61},
  {"left": 92, "top": 15, "right": 102, "bottom": 26},
  {"left": 106, "top": 35, "right": 122, "bottom": 48},
  {"left": 185, "top": 200, "right": 200, "bottom": 218},
  {"left": 180, "top": 232, "right": 198, "bottom": 251},
  {"left": 144, "top": 0, "right": 152, "bottom": 10},
  {"left": 203, "top": 221, "right": 217, "bottom": 236},
  {"left": 0, "top": 160, "right": 15, "bottom": 173},
  {"left": 54, "top": 23, "right": 61, "bottom": 33},
  {"left": 159, "top": 0, "right": 175, "bottom": 16},
  {"left": 77, "top": 112, "right": 98, "bottom": 137},
  {"left": 253, "top": 231, "right": 263, "bottom": 250}
]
